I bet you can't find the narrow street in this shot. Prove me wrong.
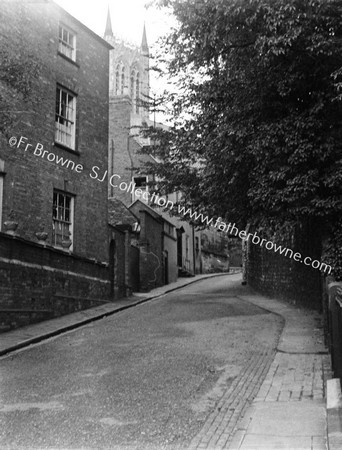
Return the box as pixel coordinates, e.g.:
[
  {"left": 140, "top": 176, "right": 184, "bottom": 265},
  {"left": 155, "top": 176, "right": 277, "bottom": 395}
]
[{"left": 0, "top": 275, "right": 283, "bottom": 450}]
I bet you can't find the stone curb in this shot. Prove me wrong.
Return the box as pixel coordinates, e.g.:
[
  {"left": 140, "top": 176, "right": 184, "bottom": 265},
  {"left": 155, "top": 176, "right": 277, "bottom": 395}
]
[
  {"left": 327, "top": 378, "right": 342, "bottom": 450},
  {"left": 0, "top": 271, "right": 240, "bottom": 358}
]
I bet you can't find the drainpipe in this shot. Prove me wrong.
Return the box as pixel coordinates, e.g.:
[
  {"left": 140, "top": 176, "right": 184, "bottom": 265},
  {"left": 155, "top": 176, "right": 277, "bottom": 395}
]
[
  {"left": 242, "top": 222, "right": 251, "bottom": 285},
  {"left": 192, "top": 224, "right": 196, "bottom": 275},
  {"left": 161, "top": 219, "right": 165, "bottom": 285}
]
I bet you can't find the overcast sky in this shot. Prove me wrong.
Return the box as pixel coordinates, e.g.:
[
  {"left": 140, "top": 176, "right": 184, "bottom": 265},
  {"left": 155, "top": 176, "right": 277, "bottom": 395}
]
[
  {"left": 54, "top": 0, "right": 172, "bottom": 48},
  {"left": 54, "top": 0, "right": 176, "bottom": 116}
]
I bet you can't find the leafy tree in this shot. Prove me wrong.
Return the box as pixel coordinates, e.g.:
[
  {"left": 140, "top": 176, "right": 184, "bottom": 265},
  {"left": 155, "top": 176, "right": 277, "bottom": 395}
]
[{"left": 142, "top": 0, "right": 342, "bottom": 278}]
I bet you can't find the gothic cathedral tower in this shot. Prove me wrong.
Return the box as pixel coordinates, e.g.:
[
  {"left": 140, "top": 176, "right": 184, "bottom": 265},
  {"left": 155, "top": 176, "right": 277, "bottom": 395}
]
[
  {"left": 104, "top": 7, "right": 152, "bottom": 203},
  {"left": 104, "top": 7, "right": 150, "bottom": 120}
]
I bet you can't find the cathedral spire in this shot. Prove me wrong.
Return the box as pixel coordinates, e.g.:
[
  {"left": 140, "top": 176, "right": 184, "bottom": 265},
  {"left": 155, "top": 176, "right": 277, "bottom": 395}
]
[
  {"left": 141, "top": 23, "right": 149, "bottom": 55},
  {"left": 104, "top": 6, "right": 113, "bottom": 38}
]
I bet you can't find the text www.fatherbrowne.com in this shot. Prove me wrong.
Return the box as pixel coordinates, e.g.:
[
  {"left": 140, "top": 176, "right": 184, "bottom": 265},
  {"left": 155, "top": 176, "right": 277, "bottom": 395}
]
[
  {"left": 100, "top": 170, "right": 331, "bottom": 275},
  {"left": 8, "top": 135, "right": 332, "bottom": 275},
  {"left": 177, "top": 205, "right": 332, "bottom": 275}
]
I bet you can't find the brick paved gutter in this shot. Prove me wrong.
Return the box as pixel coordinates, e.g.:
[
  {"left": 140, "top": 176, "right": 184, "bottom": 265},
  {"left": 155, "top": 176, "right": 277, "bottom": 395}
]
[
  {"left": 224, "top": 294, "right": 330, "bottom": 450},
  {"left": 0, "top": 270, "right": 240, "bottom": 358},
  {"left": 188, "top": 347, "right": 278, "bottom": 450},
  {"left": 187, "top": 290, "right": 333, "bottom": 450}
]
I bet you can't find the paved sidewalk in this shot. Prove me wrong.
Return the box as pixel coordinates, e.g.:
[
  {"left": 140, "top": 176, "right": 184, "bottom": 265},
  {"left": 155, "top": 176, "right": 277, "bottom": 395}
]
[
  {"left": 187, "top": 286, "right": 331, "bottom": 450},
  {"left": 0, "top": 271, "right": 239, "bottom": 357},
  {"left": 227, "top": 293, "right": 331, "bottom": 450},
  {"left": 0, "top": 272, "right": 332, "bottom": 450}
]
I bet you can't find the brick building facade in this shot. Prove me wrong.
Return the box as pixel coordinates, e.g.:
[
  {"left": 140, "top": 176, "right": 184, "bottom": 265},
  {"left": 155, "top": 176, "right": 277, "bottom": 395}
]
[
  {"left": 129, "top": 200, "right": 178, "bottom": 291},
  {"left": 129, "top": 200, "right": 164, "bottom": 291},
  {"left": 103, "top": 9, "right": 231, "bottom": 288},
  {"left": 0, "top": 0, "right": 113, "bottom": 330},
  {"left": 102, "top": 13, "right": 180, "bottom": 291}
]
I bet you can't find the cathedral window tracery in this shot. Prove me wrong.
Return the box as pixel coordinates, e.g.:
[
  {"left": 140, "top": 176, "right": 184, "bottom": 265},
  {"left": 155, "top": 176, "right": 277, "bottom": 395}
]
[
  {"left": 115, "top": 64, "right": 120, "bottom": 95},
  {"left": 135, "top": 72, "right": 140, "bottom": 114},
  {"left": 130, "top": 70, "right": 135, "bottom": 99},
  {"left": 114, "top": 62, "right": 127, "bottom": 95},
  {"left": 121, "top": 66, "right": 125, "bottom": 95},
  {"left": 130, "top": 66, "right": 141, "bottom": 114}
]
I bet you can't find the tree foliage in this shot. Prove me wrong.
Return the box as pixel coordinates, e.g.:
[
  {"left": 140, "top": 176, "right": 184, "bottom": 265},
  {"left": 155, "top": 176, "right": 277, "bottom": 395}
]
[{"left": 141, "top": 0, "right": 342, "bottom": 276}]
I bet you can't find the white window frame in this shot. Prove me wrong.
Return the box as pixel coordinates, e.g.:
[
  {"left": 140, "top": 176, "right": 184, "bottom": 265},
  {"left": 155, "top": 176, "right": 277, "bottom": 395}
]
[
  {"left": 58, "top": 24, "right": 76, "bottom": 61},
  {"left": 55, "top": 85, "right": 76, "bottom": 150},
  {"left": 52, "top": 190, "right": 74, "bottom": 251}
]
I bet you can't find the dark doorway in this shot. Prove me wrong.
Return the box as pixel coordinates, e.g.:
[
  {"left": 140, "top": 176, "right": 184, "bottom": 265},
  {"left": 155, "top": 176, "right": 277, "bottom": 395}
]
[
  {"left": 177, "top": 227, "right": 184, "bottom": 267},
  {"left": 164, "top": 250, "right": 169, "bottom": 284},
  {"left": 109, "top": 239, "right": 115, "bottom": 297}
]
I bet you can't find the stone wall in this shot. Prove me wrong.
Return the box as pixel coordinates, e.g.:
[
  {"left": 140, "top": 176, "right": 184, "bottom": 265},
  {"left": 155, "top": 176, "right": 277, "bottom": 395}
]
[
  {"left": 129, "top": 201, "right": 164, "bottom": 292},
  {"left": 247, "top": 223, "right": 323, "bottom": 310},
  {"left": 0, "top": 233, "right": 111, "bottom": 332}
]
